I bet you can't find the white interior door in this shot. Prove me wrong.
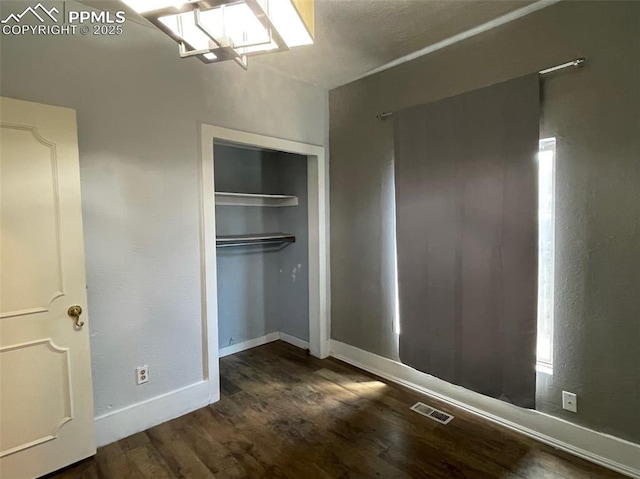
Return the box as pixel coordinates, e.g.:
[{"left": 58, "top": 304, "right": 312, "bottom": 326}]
[{"left": 0, "top": 97, "right": 95, "bottom": 478}]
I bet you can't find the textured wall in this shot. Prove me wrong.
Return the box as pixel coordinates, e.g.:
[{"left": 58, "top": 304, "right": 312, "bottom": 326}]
[
  {"left": 329, "top": 1, "right": 640, "bottom": 443},
  {"left": 0, "top": 0, "right": 326, "bottom": 418},
  {"left": 214, "top": 146, "right": 309, "bottom": 347}
]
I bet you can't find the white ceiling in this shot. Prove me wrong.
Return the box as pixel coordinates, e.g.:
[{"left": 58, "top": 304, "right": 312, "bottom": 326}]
[{"left": 88, "top": 0, "right": 538, "bottom": 90}]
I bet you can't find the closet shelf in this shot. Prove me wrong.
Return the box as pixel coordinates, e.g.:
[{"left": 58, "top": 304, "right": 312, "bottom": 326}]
[
  {"left": 216, "top": 233, "right": 296, "bottom": 248},
  {"left": 215, "top": 192, "right": 298, "bottom": 207}
]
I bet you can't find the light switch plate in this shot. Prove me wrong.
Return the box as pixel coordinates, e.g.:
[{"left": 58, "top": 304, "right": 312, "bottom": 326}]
[{"left": 562, "top": 391, "right": 577, "bottom": 412}]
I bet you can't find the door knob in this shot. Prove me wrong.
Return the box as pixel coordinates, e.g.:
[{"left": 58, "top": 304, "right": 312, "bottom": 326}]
[{"left": 67, "top": 305, "right": 84, "bottom": 329}]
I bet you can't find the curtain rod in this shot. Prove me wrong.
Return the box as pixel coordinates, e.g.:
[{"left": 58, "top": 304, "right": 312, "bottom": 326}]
[
  {"left": 376, "top": 57, "right": 586, "bottom": 120},
  {"left": 539, "top": 57, "right": 585, "bottom": 74}
]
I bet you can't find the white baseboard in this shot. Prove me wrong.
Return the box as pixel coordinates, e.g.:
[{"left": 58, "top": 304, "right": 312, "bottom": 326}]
[
  {"left": 279, "top": 331, "right": 309, "bottom": 350},
  {"left": 330, "top": 340, "right": 640, "bottom": 479},
  {"left": 218, "top": 331, "right": 309, "bottom": 358},
  {"left": 94, "top": 380, "right": 209, "bottom": 447},
  {"left": 94, "top": 334, "right": 310, "bottom": 448},
  {"left": 219, "top": 332, "right": 281, "bottom": 358}
]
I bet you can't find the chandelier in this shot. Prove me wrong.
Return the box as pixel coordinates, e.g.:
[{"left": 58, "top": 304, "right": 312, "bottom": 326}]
[{"left": 122, "top": 0, "right": 314, "bottom": 69}]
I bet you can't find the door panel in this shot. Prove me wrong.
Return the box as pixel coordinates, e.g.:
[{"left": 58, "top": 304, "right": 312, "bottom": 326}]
[
  {"left": 0, "top": 97, "right": 95, "bottom": 478},
  {"left": 1, "top": 126, "right": 64, "bottom": 317},
  {"left": 0, "top": 340, "right": 72, "bottom": 457}
]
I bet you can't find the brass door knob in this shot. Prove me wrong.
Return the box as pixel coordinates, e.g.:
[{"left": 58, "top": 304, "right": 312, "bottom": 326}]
[{"left": 67, "top": 305, "right": 84, "bottom": 328}]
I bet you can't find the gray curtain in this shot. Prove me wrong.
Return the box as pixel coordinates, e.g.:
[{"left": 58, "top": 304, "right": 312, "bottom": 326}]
[{"left": 393, "top": 74, "right": 539, "bottom": 409}]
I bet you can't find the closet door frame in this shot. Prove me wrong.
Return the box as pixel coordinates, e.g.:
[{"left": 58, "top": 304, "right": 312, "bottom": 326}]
[{"left": 199, "top": 124, "right": 330, "bottom": 403}]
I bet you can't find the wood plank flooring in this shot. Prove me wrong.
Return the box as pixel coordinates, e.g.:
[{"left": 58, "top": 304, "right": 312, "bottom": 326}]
[{"left": 47, "top": 341, "right": 625, "bottom": 479}]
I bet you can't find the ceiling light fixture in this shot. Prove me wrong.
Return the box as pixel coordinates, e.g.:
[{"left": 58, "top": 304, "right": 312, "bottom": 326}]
[{"left": 121, "top": 0, "right": 314, "bottom": 69}]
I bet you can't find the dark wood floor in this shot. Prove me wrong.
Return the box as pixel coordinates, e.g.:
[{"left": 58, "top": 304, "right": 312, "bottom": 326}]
[{"left": 49, "top": 341, "right": 624, "bottom": 479}]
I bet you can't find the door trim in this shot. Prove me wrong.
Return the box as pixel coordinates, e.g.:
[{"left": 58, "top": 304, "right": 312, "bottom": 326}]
[{"left": 199, "top": 124, "right": 330, "bottom": 403}]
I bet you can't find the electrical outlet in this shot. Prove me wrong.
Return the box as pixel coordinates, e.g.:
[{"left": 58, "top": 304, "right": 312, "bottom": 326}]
[
  {"left": 562, "top": 391, "right": 577, "bottom": 413},
  {"left": 136, "top": 365, "right": 149, "bottom": 385}
]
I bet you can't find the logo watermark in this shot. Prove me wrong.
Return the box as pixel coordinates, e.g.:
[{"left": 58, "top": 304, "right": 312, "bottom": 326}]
[{"left": 1, "top": 2, "right": 126, "bottom": 36}]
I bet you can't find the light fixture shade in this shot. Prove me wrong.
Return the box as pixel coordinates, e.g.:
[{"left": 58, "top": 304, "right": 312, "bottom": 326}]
[
  {"left": 259, "top": 0, "right": 314, "bottom": 47},
  {"left": 121, "top": 0, "right": 314, "bottom": 68},
  {"left": 121, "top": 0, "right": 197, "bottom": 15}
]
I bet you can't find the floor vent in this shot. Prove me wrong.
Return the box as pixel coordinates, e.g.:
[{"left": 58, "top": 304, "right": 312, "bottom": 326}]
[{"left": 410, "top": 402, "right": 454, "bottom": 425}]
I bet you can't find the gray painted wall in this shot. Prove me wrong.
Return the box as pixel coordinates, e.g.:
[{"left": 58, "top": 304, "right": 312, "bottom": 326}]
[
  {"left": 277, "top": 152, "right": 310, "bottom": 341},
  {"left": 0, "top": 0, "right": 326, "bottom": 417},
  {"left": 214, "top": 145, "right": 309, "bottom": 348},
  {"left": 329, "top": 1, "right": 640, "bottom": 443}
]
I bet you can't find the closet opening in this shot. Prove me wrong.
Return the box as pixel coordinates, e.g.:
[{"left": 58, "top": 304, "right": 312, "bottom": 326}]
[
  {"left": 214, "top": 143, "right": 310, "bottom": 357},
  {"left": 200, "top": 124, "right": 329, "bottom": 403}
]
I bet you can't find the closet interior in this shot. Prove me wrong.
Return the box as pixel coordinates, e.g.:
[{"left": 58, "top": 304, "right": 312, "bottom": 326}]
[{"left": 214, "top": 143, "right": 309, "bottom": 354}]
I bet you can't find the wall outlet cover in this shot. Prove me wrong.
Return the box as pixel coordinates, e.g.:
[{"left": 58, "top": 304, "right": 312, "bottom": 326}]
[
  {"left": 136, "top": 365, "right": 149, "bottom": 385},
  {"left": 562, "top": 391, "right": 577, "bottom": 413}
]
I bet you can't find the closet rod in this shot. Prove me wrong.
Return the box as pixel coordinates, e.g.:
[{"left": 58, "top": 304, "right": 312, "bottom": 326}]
[
  {"left": 376, "top": 57, "right": 586, "bottom": 120},
  {"left": 216, "top": 233, "right": 295, "bottom": 248}
]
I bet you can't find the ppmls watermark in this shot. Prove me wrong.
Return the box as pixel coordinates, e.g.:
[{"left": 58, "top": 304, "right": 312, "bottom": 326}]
[{"left": 1, "top": 2, "right": 126, "bottom": 36}]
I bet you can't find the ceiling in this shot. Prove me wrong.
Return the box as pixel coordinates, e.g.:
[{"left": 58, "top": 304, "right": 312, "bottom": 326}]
[
  {"left": 254, "top": 0, "right": 537, "bottom": 89},
  {"left": 86, "top": 0, "right": 537, "bottom": 90}
]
